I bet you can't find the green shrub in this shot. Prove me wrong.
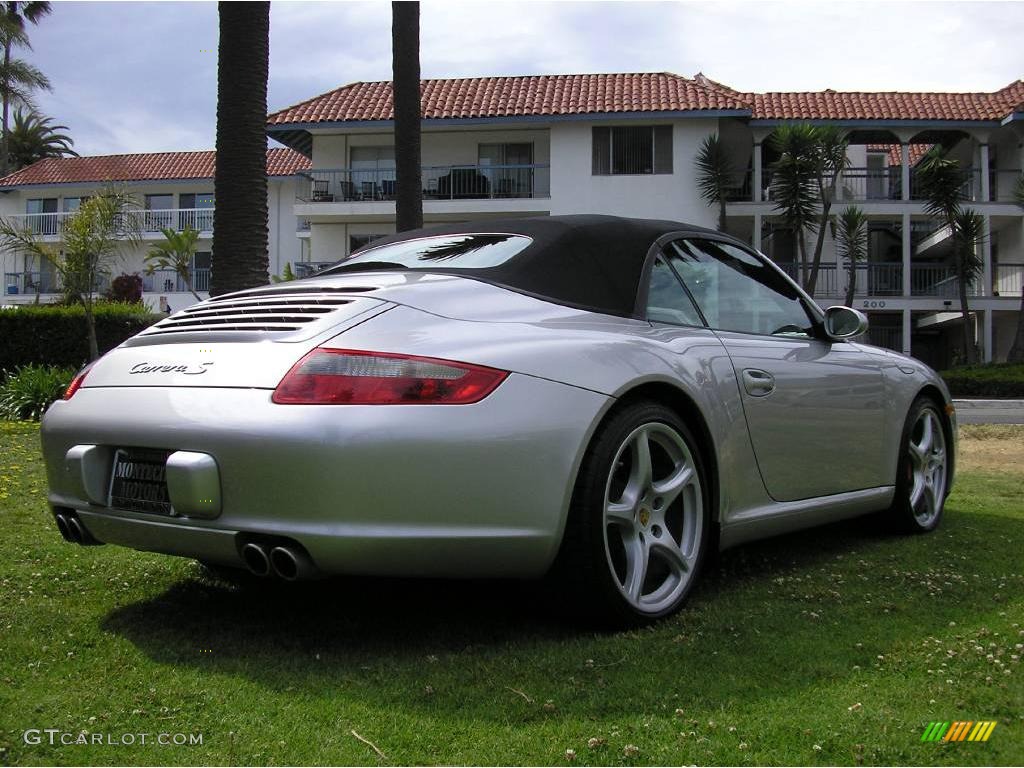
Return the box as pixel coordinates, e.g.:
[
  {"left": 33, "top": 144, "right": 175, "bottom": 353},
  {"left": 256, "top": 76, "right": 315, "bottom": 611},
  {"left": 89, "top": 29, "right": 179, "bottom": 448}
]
[
  {"left": 0, "top": 303, "right": 160, "bottom": 375},
  {"left": 0, "top": 364, "right": 78, "bottom": 421},
  {"left": 940, "top": 363, "right": 1024, "bottom": 398}
]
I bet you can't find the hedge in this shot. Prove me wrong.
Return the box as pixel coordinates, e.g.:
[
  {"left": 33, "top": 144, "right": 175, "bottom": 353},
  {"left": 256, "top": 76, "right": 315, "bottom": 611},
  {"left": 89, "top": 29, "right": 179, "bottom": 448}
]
[
  {"left": 0, "top": 303, "right": 162, "bottom": 375},
  {"left": 940, "top": 363, "right": 1024, "bottom": 398}
]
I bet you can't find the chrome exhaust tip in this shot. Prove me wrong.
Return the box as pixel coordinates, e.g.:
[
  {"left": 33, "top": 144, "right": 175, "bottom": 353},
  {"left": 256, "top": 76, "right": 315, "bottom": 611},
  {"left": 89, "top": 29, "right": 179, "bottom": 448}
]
[
  {"left": 241, "top": 542, "right": 271, "bottom": 577},
  {"left": 269, "top": 546, "right": 315, "bottom": 581},
  {"left": 65, "top": 516, "right": 86, "bottom": 545},
  {"left": 54, "top": 513, "right": 74, "bottom": 542}
]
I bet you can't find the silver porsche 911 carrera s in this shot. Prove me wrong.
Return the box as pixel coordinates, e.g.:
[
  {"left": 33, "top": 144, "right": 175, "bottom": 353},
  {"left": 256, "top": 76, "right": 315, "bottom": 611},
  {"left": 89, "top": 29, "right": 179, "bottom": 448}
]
[{"left": 41, "top": 215, "right": 956, "bottom": 624}]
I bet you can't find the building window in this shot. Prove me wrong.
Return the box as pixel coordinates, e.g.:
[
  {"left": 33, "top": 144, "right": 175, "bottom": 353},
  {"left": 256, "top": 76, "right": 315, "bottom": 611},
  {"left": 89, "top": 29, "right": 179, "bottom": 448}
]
[
  {"left": 479, "top": 143, "right": 534, "bottom": 197},
  {"left": 179, "top": 193, "right": 214, "bottom": 230},
  {"left": 145, "top": 193, "right": 174, "bottom": 231},
  {"left": 26, "top": 198, "right": 57, "bottom": 235},
  {"left": 62, "top": 196, "right": 88, "bottom": 213},
  {"left": 349, "top": 233, "right": 387, "bottom": 254},
  {"left": 592, "top": 126, "right": 672, "bottom": 175}
]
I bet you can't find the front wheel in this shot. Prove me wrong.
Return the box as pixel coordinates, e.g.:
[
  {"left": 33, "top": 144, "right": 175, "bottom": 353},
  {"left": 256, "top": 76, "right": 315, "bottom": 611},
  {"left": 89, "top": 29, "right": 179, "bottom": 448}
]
[
  {"left": 556, "top": 401, "right": 710, "bottom": 626},
  {"left": 889, "top": 397, "right": 950, "bottom": 532}
]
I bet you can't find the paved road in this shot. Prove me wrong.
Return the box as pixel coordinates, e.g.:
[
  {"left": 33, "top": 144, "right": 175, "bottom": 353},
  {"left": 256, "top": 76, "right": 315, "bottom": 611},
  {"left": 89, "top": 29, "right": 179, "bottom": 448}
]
[{"left": 953, "top": 399, "right": 1024, "bottom": 425}]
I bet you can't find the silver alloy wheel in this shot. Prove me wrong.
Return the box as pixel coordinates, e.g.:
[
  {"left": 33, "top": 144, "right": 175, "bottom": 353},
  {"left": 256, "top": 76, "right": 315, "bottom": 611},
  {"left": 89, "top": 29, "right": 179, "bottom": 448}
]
[
  {"left": 602, "top": 422, "right": 703, "bottom": 614},
  {"left": 908, "top": 406, "right": 948, "bottom": 527}
]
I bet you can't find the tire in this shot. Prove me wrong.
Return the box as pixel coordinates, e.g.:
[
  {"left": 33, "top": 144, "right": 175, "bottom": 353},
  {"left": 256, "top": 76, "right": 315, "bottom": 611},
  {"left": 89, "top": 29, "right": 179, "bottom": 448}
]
[
  {"left": 555, "top": 401, "right": 710, "bottom": 626},
  {"left": 888, "top": 396, "right": 951, "bottom": 532}
]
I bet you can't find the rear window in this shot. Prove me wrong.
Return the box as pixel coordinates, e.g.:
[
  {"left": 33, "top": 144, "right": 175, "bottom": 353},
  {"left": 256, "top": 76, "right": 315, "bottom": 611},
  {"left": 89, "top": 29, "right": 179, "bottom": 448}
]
[{"left": 322, "top": 234, "right": 533, "bottom": 274}]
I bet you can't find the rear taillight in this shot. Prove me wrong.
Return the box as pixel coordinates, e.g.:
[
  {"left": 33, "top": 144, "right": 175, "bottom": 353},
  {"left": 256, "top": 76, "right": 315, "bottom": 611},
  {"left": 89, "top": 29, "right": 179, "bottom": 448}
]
[
  {"left": 63, "top": 365, "right": 92, "bottom": 400},
  {"left": 272, "top": 348, "right": 509, "bottom": 405}
]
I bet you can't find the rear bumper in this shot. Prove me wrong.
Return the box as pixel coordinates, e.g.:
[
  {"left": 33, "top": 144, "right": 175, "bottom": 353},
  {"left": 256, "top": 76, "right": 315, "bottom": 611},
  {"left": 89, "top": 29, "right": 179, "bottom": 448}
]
[{"left": 41, "top": 375, "right": 610, "bottom": 577}]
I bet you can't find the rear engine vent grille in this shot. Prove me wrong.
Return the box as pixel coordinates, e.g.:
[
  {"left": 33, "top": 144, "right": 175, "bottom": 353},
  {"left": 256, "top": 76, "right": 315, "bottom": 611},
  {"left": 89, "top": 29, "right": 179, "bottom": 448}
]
[{"left": 141, "top": 293, "right": 358, "bottom": 336}]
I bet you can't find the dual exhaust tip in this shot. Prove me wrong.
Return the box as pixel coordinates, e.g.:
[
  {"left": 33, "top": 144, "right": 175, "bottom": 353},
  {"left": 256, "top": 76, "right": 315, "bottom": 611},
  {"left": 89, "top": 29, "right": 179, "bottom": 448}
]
[
  {"left": 241, "top": 542, "right": 316, "bottom": 581},
  {"left": 54, "top": 511, "right": 99, "bottom": 546}
]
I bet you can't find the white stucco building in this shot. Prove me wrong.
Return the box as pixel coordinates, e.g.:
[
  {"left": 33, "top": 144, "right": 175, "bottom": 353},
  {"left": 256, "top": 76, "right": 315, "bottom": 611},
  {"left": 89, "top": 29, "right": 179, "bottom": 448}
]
[
  {"left": 267, "top": 72, "right": 1024, "bottom": 369},
  {"left": 0, "top": 148, "right": 308, "bottom": 311}
]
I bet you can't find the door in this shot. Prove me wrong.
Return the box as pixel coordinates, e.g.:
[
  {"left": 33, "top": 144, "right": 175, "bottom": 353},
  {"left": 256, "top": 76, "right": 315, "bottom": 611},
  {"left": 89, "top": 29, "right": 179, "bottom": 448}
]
[{"left": 663, "top": 237, "right": 888, "bottom": 502}]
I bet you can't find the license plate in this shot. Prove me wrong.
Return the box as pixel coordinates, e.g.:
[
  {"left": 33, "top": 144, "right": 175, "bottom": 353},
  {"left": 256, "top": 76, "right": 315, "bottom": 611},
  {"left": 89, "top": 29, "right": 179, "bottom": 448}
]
[{"left": 109, "top": 448, "right": 172, "bottom": 515}]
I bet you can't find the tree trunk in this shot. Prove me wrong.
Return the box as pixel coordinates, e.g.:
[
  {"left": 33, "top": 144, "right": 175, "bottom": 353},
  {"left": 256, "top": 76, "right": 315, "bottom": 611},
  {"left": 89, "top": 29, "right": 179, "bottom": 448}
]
[
  {"left": 210, "top": 1, "right": 269, "bottom": 296},
  {"left": 1007, "top": 296, "right": 1024, "bottom": 362},
  {"left": 796, "top": 228, "right": 808, "bottom": 288},
  {"left": 807, "top": 196, "right": 832, "bottom": 295},
  {"left": 392, "top": 1, "right": 422, "bottom": 232},
  {"left": 1, "top": 35, "right": 11, "bottom": 178},
  {"left": 83, "top": 297, "right": 98, "bottom": 361},
  {"left": 957, "top": 258, "right": 976, "bottom": 365},
  {"left": 717, "top": 198, "right": 726, "bottom": 233},
  {"left": 844, "top": 261, "right": 856, "bottom": 308}
]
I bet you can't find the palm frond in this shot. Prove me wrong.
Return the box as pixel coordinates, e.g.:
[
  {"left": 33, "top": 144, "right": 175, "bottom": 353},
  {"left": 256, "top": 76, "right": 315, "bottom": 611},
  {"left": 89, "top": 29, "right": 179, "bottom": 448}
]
[
  {"left": 694, "top": 133, "right": 737, "bottom": 205},
  {"left": 835, "top": 206, "right": 867, "bottom": 264}
]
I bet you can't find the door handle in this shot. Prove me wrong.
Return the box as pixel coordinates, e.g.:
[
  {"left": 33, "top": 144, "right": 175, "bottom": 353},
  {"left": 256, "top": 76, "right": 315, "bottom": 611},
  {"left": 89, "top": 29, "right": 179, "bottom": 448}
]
[{"left": 742, "top": 368, "right": 775, "bottom": 397}]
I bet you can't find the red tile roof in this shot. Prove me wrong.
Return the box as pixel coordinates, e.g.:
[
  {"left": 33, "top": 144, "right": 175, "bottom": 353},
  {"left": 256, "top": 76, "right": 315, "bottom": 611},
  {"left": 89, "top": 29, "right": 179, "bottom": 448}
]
[
  {"left": 0, "top": 148, "right": 309, "bottom": 187},
  {"left": 267, "top": 73, "right": 1024, "bottom": 126},
  {"left": 267, "top": 73, "right": 749, "bottom": 125}
]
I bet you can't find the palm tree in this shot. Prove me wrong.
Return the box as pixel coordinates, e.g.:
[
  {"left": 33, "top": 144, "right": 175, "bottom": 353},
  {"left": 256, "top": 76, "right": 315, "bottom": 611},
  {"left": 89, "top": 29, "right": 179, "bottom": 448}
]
[
  {"left": 694, "top": 133, "right": 737, "bottom": 232},
  {"left": 1007, "top": 175, "right": 1024, "bottom": 363},
  {"left": 0, "top": 1, "right": 50, "bottom": 178},
  {"left": 0, "top": 187, "right": 141, "bottom": 359},
  {"left": 916, "top": 148, "right": 983, "bottom": 365},
  {"left": 146, "top": 226, "right": 202, "bottom": 301},
  {"left": 7, "top": 107, "right": 74, "bottom": 169},
  {"left": 769, "top": 124, "right": 819, "bottom": 286},
  {"left": 392, "top": 0, "right": 422, "bottom": 232},
  {"left": 805, "top": 125, "right": 849, "bottom": 295},
  {"left": 210, "top": 1, "right": 269, "bottom": 296},
  {"left": 836, "top": 206, "right": 867, "bottom": 308}
]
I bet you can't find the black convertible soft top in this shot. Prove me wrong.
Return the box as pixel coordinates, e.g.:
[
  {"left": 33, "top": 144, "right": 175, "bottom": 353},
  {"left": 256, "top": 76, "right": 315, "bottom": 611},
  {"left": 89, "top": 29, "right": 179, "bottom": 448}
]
[{"left": 325, "top": 215, "right": 722, "bottom": 318}]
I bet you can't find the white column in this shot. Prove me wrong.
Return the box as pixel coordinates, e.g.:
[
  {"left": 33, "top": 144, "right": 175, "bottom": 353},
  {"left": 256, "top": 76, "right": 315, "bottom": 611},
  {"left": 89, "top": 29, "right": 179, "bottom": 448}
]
[
  {"left": 752, "top": 141, "right": 762, "bottom": 203},
  {"left": 902, "top": 212, "right": 912, "bottom": 298},
  {"left": 901, "top": 143, "right": 911, "bottom": 201},
  {"left": 983, "top": 310, "right": 994, "bottom": 363},
  {"left": 979, "top": 143, "right": 990, "bottom": 202},
  {"left": 902, "top": 308, "right": 912, "bottom": 357},
  {"left": 753, "top": 213, "right": 762, "bottom": 251}
]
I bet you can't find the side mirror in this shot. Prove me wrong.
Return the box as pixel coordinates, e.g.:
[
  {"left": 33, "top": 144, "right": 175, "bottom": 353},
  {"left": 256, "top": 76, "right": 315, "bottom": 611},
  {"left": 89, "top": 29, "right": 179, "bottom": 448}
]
[{"left": 823, "top": 305, "right": 869, "bottom": 340}]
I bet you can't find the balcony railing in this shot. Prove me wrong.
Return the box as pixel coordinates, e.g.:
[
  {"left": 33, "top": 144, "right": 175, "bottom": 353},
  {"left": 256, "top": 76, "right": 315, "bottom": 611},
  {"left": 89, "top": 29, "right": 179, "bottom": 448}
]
[
  {"left": 730, "top": 167, "right": 1021, "bottom": 203},
  {"left": 5, "top": 269, "right": 209, "bottom": 296},
  {"left": 4, "top": 271, "right": 110, "bottom": 295},
  {"left": 141, "top": 268, "right": 210, "bottom": 294},
  {"left": 296, "top": 164, "right": 552, "bottom": 203},
  {"left": 867, "top": 324, "right": 903, "bottom": 352},
  {"left": 909, "top": 264, "right": 980, "bottom": 298},
  {"left": 993, "top": 263, "right": 1024, "bottom": 297},
  {"left": 4, "top": 208, "right": 215, "bottom": 237}
]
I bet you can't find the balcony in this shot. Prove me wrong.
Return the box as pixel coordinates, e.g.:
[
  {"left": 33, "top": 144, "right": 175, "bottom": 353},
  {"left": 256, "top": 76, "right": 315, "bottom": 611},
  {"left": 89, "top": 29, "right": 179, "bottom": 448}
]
[
  {"left": 5, "top": 268, "right": 210, "bottom": 297},
  {"left": 296, "top": 164, "right": 551, "bottom": 204},
  {"left": 3, "top": 208, "right": 215, "bottom": 239},
  {"left": 771, "top": 261, "right": 1013, "bottom": 300},
  {"left": 729, "top": 168, "right": 1022, "bottom": 204}
]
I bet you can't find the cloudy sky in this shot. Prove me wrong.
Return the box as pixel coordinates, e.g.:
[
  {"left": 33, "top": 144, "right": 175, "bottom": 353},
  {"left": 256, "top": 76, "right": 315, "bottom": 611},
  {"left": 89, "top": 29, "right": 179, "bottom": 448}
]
[{"left": 20, "top": 0, "right": 1024, "bottom": 156}]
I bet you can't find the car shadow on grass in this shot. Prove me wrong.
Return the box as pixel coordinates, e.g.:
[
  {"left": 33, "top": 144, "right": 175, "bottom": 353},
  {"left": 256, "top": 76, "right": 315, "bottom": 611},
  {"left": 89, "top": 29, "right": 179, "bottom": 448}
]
[{"left": 99, "top": 506, "right": 1018, "bottom": 718}]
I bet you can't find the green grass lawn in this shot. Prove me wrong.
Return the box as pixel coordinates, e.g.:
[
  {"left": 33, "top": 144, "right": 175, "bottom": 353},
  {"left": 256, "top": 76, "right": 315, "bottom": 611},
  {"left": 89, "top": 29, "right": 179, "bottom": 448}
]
[{"left": 1, "top": 421, "right": 1021, "bottom": 766}]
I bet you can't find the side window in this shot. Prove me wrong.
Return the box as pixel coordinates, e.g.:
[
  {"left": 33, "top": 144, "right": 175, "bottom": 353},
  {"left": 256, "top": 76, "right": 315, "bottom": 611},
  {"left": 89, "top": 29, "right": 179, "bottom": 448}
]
[
  {"left": 665, "top": 239, "right": 815, "bottom": 337},
  {"left": 645, "top": 256, "right": 704, "bottom": 327}
]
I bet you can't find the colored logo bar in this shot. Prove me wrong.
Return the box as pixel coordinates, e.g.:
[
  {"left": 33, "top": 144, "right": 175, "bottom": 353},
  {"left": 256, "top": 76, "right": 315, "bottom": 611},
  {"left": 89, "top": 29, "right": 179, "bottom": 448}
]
[{"left": 921, "top": 721, "right": 997, "bottom": 742}]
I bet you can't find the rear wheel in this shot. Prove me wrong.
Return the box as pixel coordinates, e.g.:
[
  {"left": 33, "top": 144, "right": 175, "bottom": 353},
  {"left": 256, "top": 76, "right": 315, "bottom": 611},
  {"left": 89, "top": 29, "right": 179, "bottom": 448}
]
[
  {"left": 889, "top": 397, "right": 950, "bottom": 532},
  {"left": 557, "top": 401, "right": 709, "bottom": 625}
]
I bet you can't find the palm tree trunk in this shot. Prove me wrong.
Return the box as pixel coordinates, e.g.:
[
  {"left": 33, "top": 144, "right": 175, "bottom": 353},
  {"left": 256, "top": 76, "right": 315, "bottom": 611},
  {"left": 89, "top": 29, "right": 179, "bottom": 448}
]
[
  {"left": 844, "top": 261, "right": 856, "bottom": 307},
  {"left": 392, "top": 1, "right": 422, "bottom": 232},
  {"left": 807, "top": 197, "right": 832, "bottom": 296},
  {"left": 1, "top": 35, "right": 11, "bottom": 178},
  {"left": 797, "top": 228, "right": 808, "bottom": 289},
  {"left": 210, "top": 1, "right": 269, "bottom": 296},
  {"left": 956, "top": 257, "right": 976, "bottom": 365},
  {"left": 717, "top": 199, "right": 726, "bottom": 233}
]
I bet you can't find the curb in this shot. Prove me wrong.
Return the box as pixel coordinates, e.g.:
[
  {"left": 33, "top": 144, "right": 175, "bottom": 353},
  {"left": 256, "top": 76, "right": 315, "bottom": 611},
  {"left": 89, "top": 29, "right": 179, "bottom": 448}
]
[{"left": 953, "top": 399, "right": 1024, "bottom": 408}]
